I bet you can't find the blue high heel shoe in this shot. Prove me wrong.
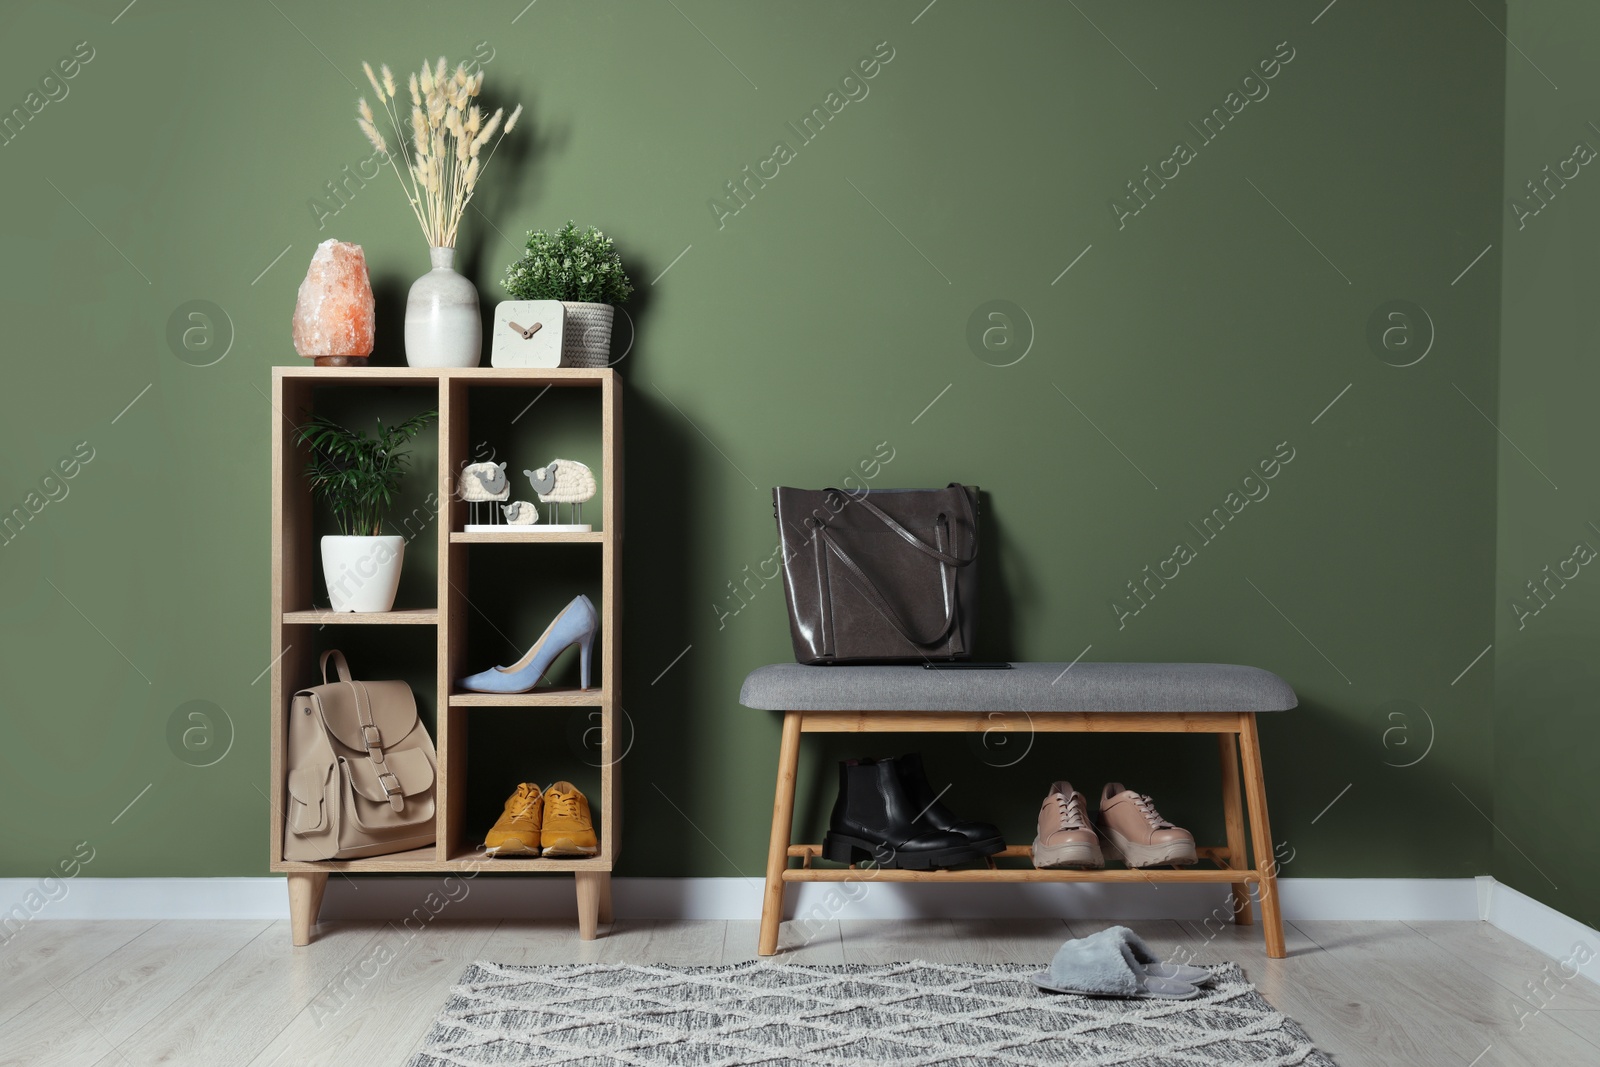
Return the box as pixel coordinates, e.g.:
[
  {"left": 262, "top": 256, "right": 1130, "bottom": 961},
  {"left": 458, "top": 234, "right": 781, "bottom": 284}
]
[{"left": 457, "top": 595, "right": 598, "bottom": 693}]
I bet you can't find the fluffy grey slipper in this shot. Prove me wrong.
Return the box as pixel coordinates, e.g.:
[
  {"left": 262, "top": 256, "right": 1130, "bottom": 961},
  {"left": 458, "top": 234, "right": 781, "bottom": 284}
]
[
  {"left": 1031, "top": 927, "right": 1201, "bottom": 1000},
  {"left": 1106, "top": 924, "right": 1216, "bottom": 986}
]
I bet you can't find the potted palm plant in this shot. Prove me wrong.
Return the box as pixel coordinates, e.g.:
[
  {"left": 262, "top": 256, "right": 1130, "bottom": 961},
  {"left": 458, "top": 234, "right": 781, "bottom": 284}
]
[
  {"left": 501, "top": 222, "right": 634, "bottom": 367},
  {"left": 297, "top": 410, "right": 437, "bottom": 612}
]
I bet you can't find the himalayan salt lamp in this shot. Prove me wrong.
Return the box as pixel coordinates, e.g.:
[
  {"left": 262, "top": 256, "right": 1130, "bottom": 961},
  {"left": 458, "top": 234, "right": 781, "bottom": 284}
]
[{"left": 292, "top": 239, "right": 375, "bottom": 366}]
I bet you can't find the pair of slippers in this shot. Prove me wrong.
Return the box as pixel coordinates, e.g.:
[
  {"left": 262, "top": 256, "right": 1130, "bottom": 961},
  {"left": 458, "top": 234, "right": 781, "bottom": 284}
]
[{"left": 1031, "top": 925, "right": 1216, "bottom": 1000}]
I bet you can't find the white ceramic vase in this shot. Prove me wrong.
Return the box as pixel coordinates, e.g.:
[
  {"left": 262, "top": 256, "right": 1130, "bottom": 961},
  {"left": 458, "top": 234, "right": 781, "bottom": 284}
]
[
  {"left": 321, "top": 535, "right": 405, "bottom": 612},
  {"left": 405, "top": 246, "right": 481, "bottom": 368}
]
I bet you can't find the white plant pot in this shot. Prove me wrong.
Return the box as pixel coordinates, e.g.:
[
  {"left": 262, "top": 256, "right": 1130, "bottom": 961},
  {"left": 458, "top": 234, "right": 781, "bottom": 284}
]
[
  {"left": 321, "top": 535, "right": 405, "bottom": 613},
  {"left": 405, "top": 246, "right": 481, "bottom": 368}
]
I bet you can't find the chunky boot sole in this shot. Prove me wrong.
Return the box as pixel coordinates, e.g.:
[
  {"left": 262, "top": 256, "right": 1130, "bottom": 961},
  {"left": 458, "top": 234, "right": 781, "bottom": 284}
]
[
  {"left": 969, "top": 834, "right": 1007, "bottom": 857},
  {"left": 823, "top": 832, "right": 980, "bottom": 870},
  {"left": 1030, "top": 836, "right": 1105, "bottom": 869},
  {"left": 1103, "top": 831, "right": 1197, "bottom": 869}
]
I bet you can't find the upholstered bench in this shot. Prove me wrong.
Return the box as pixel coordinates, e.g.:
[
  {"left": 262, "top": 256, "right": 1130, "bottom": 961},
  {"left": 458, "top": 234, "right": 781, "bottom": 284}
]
[{"left": 740, "top": 661, "right": 1298, "bottom": 958}]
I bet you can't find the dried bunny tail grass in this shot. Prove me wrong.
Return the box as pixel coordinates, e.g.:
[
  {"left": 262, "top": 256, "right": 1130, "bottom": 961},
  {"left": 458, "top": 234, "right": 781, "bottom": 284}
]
[
  {"left": 472, "top": 108, "right": 503, "bottom": 153},
  {"left": 411, "top": 107, "right": 428, "bottom": 154},
  {"left": 359, "top": 117, "right": 387, "bottom": 154},
  {"left": 359, "top": 57, "right": 522, "bottom": 248}
]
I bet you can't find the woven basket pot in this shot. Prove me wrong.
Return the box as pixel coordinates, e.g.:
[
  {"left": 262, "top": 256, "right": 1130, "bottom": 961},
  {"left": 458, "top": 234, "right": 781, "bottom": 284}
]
[{"left": 560, "top": 302, "right": 615, "bottom": 368}]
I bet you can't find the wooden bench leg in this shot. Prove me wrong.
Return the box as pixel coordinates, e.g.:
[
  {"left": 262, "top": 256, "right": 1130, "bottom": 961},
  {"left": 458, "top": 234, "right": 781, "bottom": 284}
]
[
  {"left": 1218, "top": 732, "right": 1253, "bottom": 926},
  {"left": 287, "top": 871, "right": 328, "bottom": 947},
  {"left": 759, "top": 710, "right": 803, "bottom": 956},
  {"left": 1239, "top": 712, "right": 1286, "bottom": 958}
]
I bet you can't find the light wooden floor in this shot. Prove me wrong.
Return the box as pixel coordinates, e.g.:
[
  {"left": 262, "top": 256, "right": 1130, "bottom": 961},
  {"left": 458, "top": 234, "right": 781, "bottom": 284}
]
[{"left": 2, "top": 917, "right": 1596, "bottom": 1066}]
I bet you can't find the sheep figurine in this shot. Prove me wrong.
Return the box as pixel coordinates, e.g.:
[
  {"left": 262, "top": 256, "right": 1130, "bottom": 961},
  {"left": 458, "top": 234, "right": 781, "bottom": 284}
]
[
  {"left": 523, "top": 458, "right": 597, "bottom": 525},
  {"left": 502, "top": 501, "right": 540, "bottom": 525},
  {"left": 458, "top": 461, "right": 510, "bottom": 525}
]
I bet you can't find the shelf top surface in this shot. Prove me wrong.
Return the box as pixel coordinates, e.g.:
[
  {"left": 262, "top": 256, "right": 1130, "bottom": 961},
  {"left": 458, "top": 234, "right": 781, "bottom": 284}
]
[
  {"left": 450, "top": 531, "right": 605, "bottom": 543},
  {"left": 282, "top": 608, "right": 439, "bottom": 624},
  {"left": 273, "top": 364, "right": 616, "bottom": 384}
]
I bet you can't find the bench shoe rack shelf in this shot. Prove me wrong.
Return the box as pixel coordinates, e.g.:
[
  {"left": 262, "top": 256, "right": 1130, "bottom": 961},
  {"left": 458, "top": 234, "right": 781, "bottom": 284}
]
[{"left": 268, "top": 366, "right": 622, "bottom": 946}]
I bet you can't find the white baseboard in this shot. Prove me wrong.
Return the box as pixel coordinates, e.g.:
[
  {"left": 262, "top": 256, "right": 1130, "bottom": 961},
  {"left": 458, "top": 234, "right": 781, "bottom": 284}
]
[
  {"left": 8, "top": 874, "right": 1594, "bottom": 981},
  {"left": 2, "top": 874, "right": 1480, "bottom": 925},
  {"left": 1480, "top": 879, "right": 1600, "bottom": 986}
]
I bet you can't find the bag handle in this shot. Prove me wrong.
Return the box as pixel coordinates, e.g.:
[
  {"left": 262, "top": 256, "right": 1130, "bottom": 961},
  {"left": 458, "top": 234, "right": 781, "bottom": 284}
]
[
  {"left": 813, "top": 521, "right": 962, "bottom": 650},
  {"left": 320, "top": 649, "right": 352, "bottom": 685},
  {"left": 829, "top": 484, "right": 978, "bottom": 568},
  {"left": 809, "top": 486, "right": 976, "bottom": 651}
]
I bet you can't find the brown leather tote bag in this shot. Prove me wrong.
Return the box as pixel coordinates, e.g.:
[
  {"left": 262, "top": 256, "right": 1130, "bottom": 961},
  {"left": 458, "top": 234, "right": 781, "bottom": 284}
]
[
  {"left": 773, "top": 484, "right": 979, "bottom": 664},
  {"left": 282, "top": 650, "right": 437, "bottom": 861}
]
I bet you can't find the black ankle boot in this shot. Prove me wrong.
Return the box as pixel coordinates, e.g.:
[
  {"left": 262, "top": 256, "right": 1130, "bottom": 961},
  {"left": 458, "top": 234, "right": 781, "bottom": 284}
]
[
  {"left": 896, "top": 752, "right": 1006, "bottom": 856},
  {"left": 823, "top": 758, "right": 980, "bottom": 870}
]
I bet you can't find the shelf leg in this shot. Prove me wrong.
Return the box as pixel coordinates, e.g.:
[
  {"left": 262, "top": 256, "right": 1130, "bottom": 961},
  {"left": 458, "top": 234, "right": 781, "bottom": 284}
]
[
  {"left": 287, "top": 872, "right": 328, "bottom": 947},
  {"left": 575, "top": 871, "right": 604, "bottom": 941},
  {"left": 759, "top": 710, "right": 804, "bottom": 957},
  {"left": 1218, "top": 731, "right": 1253, "bottom": 926},
  {"left": 1239, "top": 712, "right": 1287, "bottom": 959},
  {"left": 597, "top": 871, "right": 614, "bottom": 925}
]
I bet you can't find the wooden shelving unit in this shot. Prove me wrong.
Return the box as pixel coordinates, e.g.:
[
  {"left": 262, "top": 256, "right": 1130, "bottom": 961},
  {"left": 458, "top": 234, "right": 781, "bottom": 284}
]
[{"left": 268, "top": 365, "right": 621, "bottom": 945}]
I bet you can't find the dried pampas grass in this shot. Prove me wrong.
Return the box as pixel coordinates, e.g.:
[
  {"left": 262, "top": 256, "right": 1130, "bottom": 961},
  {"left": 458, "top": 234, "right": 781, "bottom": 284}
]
[{"left": 359, "top": 55, "right": 519, "bottom": 247}]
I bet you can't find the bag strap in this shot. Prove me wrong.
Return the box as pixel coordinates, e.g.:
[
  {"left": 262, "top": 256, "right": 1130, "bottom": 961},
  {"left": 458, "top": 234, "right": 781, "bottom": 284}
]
[
  {"left": 828, "top": 485, "right": 979, "bottom": 568},
  {"left": 810, "top": 511, "right": 964, "bottom": 651},
  {"left": 320, "top": 650, "right": 352, "bottom": 685},
  {"left": 347, "top": 679, "right": 405, "bottom": 813}
]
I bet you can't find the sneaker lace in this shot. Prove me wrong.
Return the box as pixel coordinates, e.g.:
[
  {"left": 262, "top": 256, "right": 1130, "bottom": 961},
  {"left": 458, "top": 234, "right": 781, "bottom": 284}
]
[
  {"left": 510, "top": 791, "right": 540, "bottom": 822},
  {"left": 547, "top": 792, "right": 581, "bottom": 821},
  {"left": 1052, "top": 791, "right": 1088, "bottom": 830},
  {"left": 1130, "top": 792, "right": 1175, "bottom": 829}
]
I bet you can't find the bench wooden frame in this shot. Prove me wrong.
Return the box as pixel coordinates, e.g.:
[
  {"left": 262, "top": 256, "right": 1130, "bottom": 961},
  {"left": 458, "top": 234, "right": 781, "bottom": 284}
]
[{"left": 758, "top": 709, "right": 1285, "bottom": 959}]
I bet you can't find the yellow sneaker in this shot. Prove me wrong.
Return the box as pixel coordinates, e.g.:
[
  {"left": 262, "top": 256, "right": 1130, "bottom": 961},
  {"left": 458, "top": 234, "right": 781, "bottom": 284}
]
[
  {"left": 541, "top": 781, "right": 598, "bottom": 857},
  {"left": 485, "top": 782, "right": 543, "bottom": 857}
]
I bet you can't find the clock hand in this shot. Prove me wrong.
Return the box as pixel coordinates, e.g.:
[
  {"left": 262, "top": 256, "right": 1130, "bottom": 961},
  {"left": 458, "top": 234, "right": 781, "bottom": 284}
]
[{"left": 506, "top": 321, "right": 544, "bottom": 340}]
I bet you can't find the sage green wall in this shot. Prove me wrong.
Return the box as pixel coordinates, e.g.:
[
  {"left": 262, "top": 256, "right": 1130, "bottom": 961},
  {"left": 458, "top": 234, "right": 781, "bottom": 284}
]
[
  {"left": 1495, "top": 0, "right": 1600, "bottom": 929},
  {"left": 0, "top": 2, "right": 1506, "bottom": 885}
]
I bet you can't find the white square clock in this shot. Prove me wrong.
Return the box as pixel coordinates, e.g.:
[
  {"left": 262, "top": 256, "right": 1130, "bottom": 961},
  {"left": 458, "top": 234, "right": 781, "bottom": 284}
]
[{"left": 490, "top": 301, "right": 565, "bottom": 368}]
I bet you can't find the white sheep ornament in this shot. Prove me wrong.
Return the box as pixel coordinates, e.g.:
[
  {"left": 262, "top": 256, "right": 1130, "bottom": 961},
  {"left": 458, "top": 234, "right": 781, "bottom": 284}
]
[
  {"left": 502, "top": 501, "right": 540, "bottom": 525},
  {"left": 458, "top": 461, "right": 510, "bottom": 525},
  {"left": 523, "top": 458, "right": 596, "bottom": 526}
]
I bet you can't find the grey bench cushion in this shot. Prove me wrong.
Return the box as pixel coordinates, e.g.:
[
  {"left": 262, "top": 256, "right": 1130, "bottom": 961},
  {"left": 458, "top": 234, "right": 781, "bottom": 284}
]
[{"left": 739, "top": 662, "right": 1297, "bottom": 713}]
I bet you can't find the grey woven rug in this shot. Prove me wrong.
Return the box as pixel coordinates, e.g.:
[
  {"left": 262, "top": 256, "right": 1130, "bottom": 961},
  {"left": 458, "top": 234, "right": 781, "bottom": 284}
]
[{"left": 408, "top": 959, "right": 1336, "bottom": 1066}]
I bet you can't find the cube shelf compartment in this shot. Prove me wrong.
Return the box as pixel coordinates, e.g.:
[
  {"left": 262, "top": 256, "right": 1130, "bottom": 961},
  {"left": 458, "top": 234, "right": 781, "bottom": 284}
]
[{"left": 268, "top": 366, "right": 622, "bottom": 946}]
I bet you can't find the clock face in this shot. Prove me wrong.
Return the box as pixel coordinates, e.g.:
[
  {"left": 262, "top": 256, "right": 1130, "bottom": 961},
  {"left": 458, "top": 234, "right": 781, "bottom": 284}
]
[{"left": 490, "top": 301, "right": 565, "bottom": 367}]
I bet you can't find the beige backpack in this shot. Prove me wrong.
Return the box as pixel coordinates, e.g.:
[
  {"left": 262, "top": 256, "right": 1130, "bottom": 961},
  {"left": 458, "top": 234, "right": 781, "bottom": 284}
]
[{"left": 283, "top": 650, "right": 437, "bottom": 861}]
